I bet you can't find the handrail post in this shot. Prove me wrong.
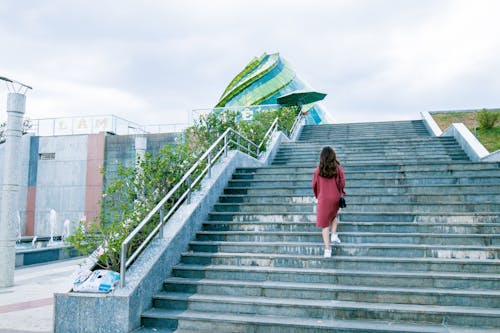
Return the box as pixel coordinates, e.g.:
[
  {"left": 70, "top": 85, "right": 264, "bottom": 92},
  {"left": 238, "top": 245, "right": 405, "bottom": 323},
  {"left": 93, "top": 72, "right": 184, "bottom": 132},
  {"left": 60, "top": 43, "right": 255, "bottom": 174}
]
[
  {"left": 224, "top": 135, "right": 228, "bottom": 157},
  {"left": 207, "top": 153, "right": 212, "bottom": 178},
  {"left": 237, "top": 135, "right": 240, "bottom": 151},
  {"left": 247, "top": 142, "right": 250, "bottom": 155},
  {"left": 159, "top": 207, "right": 165, "bottom": 238},
  {"left": 186, "top": 175, "right": 192, "bottom": 204},
  {"left": 120, "top": 244, "right": 127, "bottom": 287}
]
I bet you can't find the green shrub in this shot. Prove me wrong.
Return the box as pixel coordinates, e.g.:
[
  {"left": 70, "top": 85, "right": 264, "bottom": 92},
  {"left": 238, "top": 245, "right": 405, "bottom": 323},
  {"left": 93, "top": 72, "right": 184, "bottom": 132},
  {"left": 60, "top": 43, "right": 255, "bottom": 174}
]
[
  {"left": 66, "top": 107, "right": 300, "bottom": 271},
  {"left": 477, "top": 109, "right": 499, "bottom": 129}
]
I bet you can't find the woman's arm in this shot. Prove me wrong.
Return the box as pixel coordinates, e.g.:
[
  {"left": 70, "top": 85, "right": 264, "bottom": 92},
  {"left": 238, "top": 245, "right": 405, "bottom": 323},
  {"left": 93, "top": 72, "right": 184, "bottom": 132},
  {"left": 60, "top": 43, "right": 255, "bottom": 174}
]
[
  {"left": 339, "top": 166, "right": 346, "bottom": 195},
  {"left": 312, "top": 168, "right": 319, "bottom": 198}
]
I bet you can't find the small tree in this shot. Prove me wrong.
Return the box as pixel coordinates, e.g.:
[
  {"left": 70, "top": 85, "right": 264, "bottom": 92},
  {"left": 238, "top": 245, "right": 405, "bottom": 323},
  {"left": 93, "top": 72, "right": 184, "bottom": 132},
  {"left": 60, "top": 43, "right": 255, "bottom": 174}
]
[{"left": 477, "top": 109, "right": 499, "bottom": 130}]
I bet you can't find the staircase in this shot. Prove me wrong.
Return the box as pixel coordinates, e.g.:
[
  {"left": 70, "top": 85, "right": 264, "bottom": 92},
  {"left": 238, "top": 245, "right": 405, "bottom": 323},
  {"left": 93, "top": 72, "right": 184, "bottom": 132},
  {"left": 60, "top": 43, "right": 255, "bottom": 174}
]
[{"left": 137, "top": 120, "right": 500, "bottom": 332}]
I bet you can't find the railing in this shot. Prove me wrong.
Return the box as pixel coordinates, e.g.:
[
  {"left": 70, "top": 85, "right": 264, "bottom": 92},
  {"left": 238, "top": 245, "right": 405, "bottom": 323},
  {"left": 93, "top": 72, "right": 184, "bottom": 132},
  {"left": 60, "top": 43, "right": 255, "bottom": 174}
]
[
  {"left": 289, "top": 111, "right": 304, "bottom": 138},
  {"left": 119, "top": 117, "right": 281, "bottom": 287}
]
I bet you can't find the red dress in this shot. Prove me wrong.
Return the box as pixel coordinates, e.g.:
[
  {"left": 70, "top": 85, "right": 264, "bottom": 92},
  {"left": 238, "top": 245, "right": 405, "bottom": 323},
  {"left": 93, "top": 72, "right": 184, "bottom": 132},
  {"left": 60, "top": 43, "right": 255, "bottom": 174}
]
[{"left": 312, "top": 166, "right": 346, "bottom": 228}]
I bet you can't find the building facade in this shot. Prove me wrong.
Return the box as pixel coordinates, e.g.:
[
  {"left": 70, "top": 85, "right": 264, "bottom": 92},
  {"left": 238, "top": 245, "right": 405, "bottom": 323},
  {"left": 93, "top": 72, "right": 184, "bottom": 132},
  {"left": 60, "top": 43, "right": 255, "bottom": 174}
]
[{"left": 215, "top": 52, "right": 331, "bottom": 124}]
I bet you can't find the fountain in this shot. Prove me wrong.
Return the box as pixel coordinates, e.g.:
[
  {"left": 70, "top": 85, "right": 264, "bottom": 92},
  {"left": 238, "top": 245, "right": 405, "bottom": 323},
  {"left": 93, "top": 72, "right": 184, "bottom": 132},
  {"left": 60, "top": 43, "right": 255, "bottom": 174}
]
[
  {"left": 31, "top": 236, "right": 38, "bottom": 248},
  {"left": 62, "top": 219, "right": 71, "bottom": 241},
  {"left": 48, "top": 209, "right": 57, "bottom": 246},
  {"left": 13, "top": 212, "right": 81, "bottom": 267}
]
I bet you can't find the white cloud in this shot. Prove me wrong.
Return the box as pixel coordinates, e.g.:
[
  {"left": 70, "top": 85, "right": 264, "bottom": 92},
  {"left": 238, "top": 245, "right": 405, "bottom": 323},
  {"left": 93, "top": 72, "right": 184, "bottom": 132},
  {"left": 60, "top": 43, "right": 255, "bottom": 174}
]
[{"left": 1, "top": 0, "right": 499, "bottom": 125}]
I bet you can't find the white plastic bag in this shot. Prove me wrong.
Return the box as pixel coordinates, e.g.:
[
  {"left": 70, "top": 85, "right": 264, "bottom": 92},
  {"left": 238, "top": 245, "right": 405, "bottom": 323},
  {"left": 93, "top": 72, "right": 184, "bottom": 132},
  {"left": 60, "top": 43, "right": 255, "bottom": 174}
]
[{"left": 73, "top": 269, "right": 120, "bottom": 293}]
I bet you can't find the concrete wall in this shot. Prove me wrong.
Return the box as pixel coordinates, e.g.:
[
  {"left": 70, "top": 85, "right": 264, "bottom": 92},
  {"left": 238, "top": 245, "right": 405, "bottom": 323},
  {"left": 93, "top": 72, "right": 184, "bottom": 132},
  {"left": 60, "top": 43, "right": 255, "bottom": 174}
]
[
  {"left": 1, "top": 131, "right": 180, "bottom": 240},
  {"left": 34, "top": 135, "right": 89, "bottom": 236},
  {"left": 103, "top": 133, "right": 178, "bottom": 189}
]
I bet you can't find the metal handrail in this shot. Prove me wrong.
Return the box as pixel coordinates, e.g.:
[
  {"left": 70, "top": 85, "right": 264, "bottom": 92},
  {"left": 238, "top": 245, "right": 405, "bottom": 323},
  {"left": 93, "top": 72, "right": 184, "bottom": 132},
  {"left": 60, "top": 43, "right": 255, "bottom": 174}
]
[
  {"left": 289, "top": 110, "right": 304, "bottom": 139},
  {"left": 119, "top": 117, "right": 281, "bottom": 287}
]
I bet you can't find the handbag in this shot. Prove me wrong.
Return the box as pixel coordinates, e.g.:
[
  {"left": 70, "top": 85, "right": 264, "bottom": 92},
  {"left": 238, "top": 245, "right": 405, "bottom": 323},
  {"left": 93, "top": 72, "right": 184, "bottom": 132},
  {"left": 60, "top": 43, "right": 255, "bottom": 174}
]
[
  {"left": 339, "top": 196, "right": 347, "bottom": 208},
  {"left": 337, "top": 175, "right": 346, "bottom": 208}
]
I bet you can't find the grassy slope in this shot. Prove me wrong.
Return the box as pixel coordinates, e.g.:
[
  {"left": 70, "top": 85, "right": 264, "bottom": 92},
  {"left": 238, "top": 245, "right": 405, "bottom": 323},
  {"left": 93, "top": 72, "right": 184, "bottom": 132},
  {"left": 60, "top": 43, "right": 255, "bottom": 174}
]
[{"left": 431, "top": 112, "right": 500, "bottom": 152}]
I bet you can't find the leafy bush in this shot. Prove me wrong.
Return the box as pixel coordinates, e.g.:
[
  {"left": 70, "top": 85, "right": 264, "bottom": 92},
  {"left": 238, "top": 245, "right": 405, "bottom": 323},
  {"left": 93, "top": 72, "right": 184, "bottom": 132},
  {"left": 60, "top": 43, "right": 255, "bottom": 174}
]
[
  {"left": 66, "top": 107, "right": 299, "bottom": 271},
  {"left": 477, "top": 109, "right": 499, "bottom": 129}
]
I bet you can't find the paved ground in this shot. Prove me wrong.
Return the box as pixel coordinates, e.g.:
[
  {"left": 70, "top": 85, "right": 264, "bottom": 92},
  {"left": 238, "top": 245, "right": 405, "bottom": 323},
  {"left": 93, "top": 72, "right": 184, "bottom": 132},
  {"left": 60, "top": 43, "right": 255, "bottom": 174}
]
[{"left": 0, "top": 258, "right": 86, "bottom": 333}]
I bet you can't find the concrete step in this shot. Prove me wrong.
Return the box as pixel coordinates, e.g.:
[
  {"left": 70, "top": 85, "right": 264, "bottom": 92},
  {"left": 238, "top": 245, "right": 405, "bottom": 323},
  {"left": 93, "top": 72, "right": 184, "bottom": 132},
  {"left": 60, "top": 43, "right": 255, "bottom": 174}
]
[
  {"left": 213, "top": 202, "right": 500, "bottom": 213},
  {"left": 224, "top": 185, "right": 500, "bottom": 196},
  {"left": 276, "top": 144, "right": 466, "bottom": 152},
  {"left": 287, "top": 136, "right": 456, "bottom": 145},
  {"left": 179, "top": 252, "right": 500, "bottom": 274},
  {"left": 208, "top": 211, "right": 500, "bottom": 223},
  {"left": 219, "top": 193, "right": 500, "bottom": 204},
  {"left": 140, "top": 308, "right": 498, "bottom": 333},
  {"left": 203, "top": 220, "right": 500, "bottom": 234},
  {"left": 272, "top": 156, "right": 470, "bottom": 165},
  {"left": 172, "top": 264, "right": 500, "bottom": 289},
  {"left": 189, "top": 241, "right": 500, "bottom": 260},
  {"left": 162, "top": 277, "right": 500, "bottom": 307},
  {"left": 299, "top": 132, "right": 431, "bottom": 139},
  {"left": 232, "top": 169, "right": 500, "bottom": 180},
  {"left": 274, "top": 148, "right": 467, "bottom": 157},
  {"left": 277, "top": 142, "right": 462, "bottom": 150},
  {"left": 195, "top": 230, "right": 500, "bottom": 246},
  {"left": 236, "top": 162, "right": 500, "bottom": 173},
  {"left": 148, "top": 292, "right": 500, "bottom": 327},
  {"left": 229, "top": 176, "right": 500, "bottom": 186}
]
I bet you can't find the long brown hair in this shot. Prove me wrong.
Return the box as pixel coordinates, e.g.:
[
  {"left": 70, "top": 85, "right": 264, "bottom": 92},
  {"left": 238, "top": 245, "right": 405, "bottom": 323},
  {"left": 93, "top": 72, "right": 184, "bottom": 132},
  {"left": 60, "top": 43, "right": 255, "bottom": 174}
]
[{"left": 319, "top": 146, "right": 340, "bottom": 178}]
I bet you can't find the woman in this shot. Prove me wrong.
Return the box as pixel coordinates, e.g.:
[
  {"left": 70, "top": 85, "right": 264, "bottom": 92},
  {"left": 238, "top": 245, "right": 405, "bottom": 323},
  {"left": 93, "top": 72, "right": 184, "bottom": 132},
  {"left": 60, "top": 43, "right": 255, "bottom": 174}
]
[{"left": 312, "top": 146, "right": 346, "bottom": 258}]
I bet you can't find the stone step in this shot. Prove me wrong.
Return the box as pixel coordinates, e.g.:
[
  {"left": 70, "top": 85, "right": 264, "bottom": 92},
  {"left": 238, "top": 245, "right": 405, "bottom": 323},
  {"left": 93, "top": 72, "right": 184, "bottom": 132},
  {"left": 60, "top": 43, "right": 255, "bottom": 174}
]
[
  {"left": 208, "top": 211, "right": 500, "bottom": 224},
  {"left": 298, "top": 131, "right": 429, "bottom": 142},
  {"left": 275, "top": 147, "right": 467, "bottom": 154},
  {"left": 162, "top": 277, "right": 500, "bottom": 307},
  {"left": 195, "top": 231, "right": 500, "bottom": 246},
  {"left": 277, "top": 144, "right": 465, "bottom": 151},
  {"left": 271, "top": 156, "right": 470, "bottom": 164},
  {"left": 287, "top": 136, "right": 455, "bottom": 145},
  {"left": 229, "top": 176, "right": 500, "bottom": 186},
  {"left": 179, "top": 252, "right": 500, "bottom": 274},
  {"left": 236, "top": 162, "right": 500, "bottom": 173},
  {"left": 274, "top": 152, "right": 468, "bottom": 160},
  {"left": 212, "top": 202, "right": 500, "bottom": 213},
  {"left": 189, "top": 241, "right": 500, "bottom": 260},
  {"left": 219, "top": 193, "right": 500, "bottom": 204},
  {"left": 277, "top": 142, "right": 461, "bottom": 150},
  {"left": 224, "top": 185, "right": 500, "bottom": 196},
  {"left": 172, "top": 264, "right": 500, "bottom": 289},
  {"left": 148, "top": 292, "right": 500, "bottom": 327},
  {"left": 301, "top": 123, "right": 428, "bottom": 131},
  {"left": 232, "top": 169, "right": 500, "bottom": 180},
  {"left": 299, "top": 131, "right": 431, "bottom": 139},
  {"left": 140, "top": 308, "right": 498, "bottom": 333},
  {"left": 203, "top": 220, "right": 500, "bottom": 234},
  {"left": 298, "top": 134, "right": 435, "bottom": 141}
]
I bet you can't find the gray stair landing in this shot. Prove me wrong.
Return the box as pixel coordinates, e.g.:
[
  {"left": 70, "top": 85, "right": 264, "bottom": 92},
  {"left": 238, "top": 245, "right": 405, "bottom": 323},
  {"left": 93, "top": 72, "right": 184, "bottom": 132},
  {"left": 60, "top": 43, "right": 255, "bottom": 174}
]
[{"left": 137, "top": 119, "right": 500, "bottom": 332}]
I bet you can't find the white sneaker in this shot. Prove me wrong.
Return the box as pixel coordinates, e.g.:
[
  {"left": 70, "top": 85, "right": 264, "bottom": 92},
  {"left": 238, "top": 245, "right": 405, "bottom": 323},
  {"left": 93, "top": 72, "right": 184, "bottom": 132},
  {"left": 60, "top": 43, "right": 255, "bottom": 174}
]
[
  {"left": 323, "top": 248, "right": 332, "bottom": 258},
  {"left": 331, "top": 233, "right": 341, "bottom": 244}
]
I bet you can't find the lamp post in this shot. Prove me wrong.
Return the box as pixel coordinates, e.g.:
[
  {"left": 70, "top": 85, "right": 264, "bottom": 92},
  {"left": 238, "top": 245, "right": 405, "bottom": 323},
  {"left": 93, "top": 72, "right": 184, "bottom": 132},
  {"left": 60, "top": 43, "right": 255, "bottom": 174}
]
[{"left": 0, "top": 75, "right": 32, "bottom": 287}]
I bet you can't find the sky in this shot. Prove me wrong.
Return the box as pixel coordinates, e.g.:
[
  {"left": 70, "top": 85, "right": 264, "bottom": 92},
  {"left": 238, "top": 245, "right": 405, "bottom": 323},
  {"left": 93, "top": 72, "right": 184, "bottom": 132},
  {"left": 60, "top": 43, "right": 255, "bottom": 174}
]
[{"left": 0, "top": 0, "right": 499, "bottom": 126}]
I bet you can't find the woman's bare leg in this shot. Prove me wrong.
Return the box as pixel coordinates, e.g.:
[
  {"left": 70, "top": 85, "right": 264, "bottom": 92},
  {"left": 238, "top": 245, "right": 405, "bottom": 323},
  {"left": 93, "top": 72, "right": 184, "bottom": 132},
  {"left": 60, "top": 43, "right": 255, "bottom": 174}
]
[
  {"left": 331, "top": 216, "right": 339, "bottom": 234},
  {"left": 322, "top": 227, "right": 330, "bottom": 250}
]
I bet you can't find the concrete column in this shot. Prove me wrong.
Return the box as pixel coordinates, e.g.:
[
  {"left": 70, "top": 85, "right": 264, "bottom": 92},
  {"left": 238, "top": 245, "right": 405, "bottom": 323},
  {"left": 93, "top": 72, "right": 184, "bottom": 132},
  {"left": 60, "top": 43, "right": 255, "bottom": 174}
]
[{"left": 0, "top": 93, "right": 26, "bottom": 287}]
